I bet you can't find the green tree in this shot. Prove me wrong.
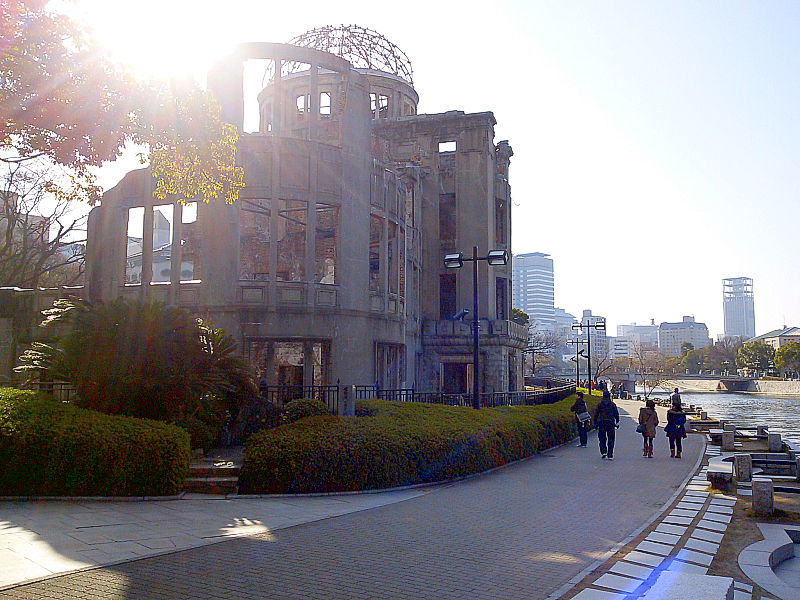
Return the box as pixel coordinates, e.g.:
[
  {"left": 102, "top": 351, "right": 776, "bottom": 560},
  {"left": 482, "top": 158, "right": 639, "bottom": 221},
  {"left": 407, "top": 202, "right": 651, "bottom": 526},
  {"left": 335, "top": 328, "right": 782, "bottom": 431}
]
[
  {"left": 680, "top": 342, "right": 695, "bottom": 358},
  {"left": 17, "top": 299, "right": 256, "bottom": 422},
  {"left": 702, "top": 339, "right": 741, "bottom": 374},
  {"left": 511, "top": 307, "right": 529, "bottom": 326},
  {"left": 775, "top": 341, "right": 800, "bottom": 377},
  {"left": 1, "top": 0, "right": 244, "bottom": 206},
  {"left": 736, "top": 341, "right": 775, "bottom": 374},
  {"left": 680, "top": 348, "right": 703, "bottom": 374}
]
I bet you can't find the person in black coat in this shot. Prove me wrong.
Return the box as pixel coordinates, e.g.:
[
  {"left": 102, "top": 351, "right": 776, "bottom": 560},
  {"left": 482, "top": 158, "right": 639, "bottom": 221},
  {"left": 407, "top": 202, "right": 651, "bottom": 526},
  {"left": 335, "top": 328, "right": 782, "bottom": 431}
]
[
  {"left": 570, "top": 391, "right": 590, "bottom": 447},
  {"left": 665, "top": 399, "right": 687, "bottom": 458},
  {"left": 593, "top": 390, "right": 620, "bottom": 459}
]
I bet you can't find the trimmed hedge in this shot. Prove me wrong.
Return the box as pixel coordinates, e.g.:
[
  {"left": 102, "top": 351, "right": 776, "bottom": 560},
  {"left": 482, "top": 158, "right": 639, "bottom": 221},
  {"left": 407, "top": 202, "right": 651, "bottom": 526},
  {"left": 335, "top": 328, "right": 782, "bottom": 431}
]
[
  {"left": 239, "top": 394, "right": 596, "bottom": 494},
  {"left": 0, "top": 388, "right": 191, "bottom": 496}
]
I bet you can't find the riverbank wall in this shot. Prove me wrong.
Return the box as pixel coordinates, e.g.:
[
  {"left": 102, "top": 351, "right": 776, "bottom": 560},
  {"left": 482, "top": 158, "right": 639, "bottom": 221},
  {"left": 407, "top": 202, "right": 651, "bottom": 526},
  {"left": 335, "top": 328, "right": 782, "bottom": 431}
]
[{"left": 663, "top": 378, "right": 800, "bottom": 396}]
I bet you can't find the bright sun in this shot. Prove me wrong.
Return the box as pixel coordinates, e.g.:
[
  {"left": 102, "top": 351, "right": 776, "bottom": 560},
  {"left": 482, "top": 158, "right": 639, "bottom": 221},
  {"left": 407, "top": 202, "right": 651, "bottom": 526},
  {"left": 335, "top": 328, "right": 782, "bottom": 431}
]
[{"left": 51, "top": 0, "right": 241, "bottom": 81}]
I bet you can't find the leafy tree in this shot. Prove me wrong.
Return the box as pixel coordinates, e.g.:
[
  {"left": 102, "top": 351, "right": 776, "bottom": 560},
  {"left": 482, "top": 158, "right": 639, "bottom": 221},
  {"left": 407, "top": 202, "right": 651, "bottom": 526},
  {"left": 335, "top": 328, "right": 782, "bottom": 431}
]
[
  {"left": 736, "top": 341, "right": 775, "bottom": 374},
  {"left": 775, "top": 341, "right": 800, "bottom": 377},
  {"left": 702, "top": 339, "right": 741, "bottom": 374},
  {"left": 16, "top": 299, "right": 256, "bottom": 423},
  {"left": 0, "top": 160, "right": 86, "bottom": 287},
  {"left": 511, "top": 307, "right": 529, "bottom": 326},
  {"left": 679, "top": 348, "right": 703, "bottom": 374},
  {"left": 630, "top": 342, "right": 669, "bottom": 399},
  {"left": 680, "top": 342, "right": 695, "bottom": 358},
  {"left": 1, "top": 0, "right": 244, "bottom": 206}
]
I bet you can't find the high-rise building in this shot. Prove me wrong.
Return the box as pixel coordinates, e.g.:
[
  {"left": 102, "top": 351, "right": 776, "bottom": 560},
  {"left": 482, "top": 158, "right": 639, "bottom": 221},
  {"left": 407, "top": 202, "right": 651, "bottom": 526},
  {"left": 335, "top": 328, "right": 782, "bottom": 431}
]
[
  {"left": 511, "top": 252, "right": 554, "bottom": 332},
  {"left": 658, "top": 316, "right": 711, "bottom": 357},
  {"left": 723, "top": 277, "right": 755, "bottom": 340}
]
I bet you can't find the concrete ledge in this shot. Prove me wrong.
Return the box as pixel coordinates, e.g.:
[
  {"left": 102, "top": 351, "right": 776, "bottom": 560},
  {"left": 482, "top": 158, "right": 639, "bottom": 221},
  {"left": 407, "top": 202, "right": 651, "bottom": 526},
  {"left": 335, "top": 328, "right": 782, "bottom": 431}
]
[
  {"left": 738, "top": 523, "right": 800, "bottom": 600},
  {"left": 640, "top": 571, "right": 733, "bottom": 600}
]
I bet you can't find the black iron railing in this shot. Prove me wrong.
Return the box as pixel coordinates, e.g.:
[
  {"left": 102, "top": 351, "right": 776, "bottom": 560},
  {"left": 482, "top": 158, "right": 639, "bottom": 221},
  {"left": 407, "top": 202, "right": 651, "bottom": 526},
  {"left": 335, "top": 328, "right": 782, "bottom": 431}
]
[
  {"left": 353, "top": 384, "right": 575, "bottom": 407},
  {"left": 260, "top": 385, "right": 340, "bottom": 414}
]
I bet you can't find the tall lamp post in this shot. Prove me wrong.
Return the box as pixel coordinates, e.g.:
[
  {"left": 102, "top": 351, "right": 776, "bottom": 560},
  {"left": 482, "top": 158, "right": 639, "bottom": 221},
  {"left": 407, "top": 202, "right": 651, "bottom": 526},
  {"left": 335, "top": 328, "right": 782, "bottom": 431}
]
[
  {"left": 572, "top": 318, "right": 606, "bottom": 390},
  {"left": 444, "top": 246, "right": 509, "bottom": 409},
  {"left": 567, "top": 339, "right": 587, "bottom": 387}
]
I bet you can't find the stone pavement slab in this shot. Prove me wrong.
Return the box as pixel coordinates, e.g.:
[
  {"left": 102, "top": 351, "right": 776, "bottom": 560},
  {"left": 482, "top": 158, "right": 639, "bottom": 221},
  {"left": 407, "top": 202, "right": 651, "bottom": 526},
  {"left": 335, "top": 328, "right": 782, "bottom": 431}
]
[{"left": 0, "top": 399, "right": 703, "bottom": 600}]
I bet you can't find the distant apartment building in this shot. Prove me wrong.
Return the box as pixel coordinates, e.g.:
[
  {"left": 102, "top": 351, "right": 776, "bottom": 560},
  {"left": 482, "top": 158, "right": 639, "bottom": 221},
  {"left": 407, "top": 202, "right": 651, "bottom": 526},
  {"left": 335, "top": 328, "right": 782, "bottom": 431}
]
[
  {"left": 511, "top": 252, "right": 554, "bottom": 333},
  {"left": 749, "top": 326, "right": 800, "bottom": 350},
  {"left": 610, "top": 321, "right": 659, "bottom": 358},
  {"left": 553, "top": 307, "right": 577, "bottom": 341},
  {"left": 723, "top": 277, "right": 755, "bottom": 340},
  {"left": 658, "top": 316, "right": 711, "bottom": 357}
]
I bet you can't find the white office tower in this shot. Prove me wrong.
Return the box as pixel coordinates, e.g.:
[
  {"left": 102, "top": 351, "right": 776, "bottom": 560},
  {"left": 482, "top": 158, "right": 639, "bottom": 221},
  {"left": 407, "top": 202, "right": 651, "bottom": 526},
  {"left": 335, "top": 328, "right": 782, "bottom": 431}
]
[
  {"left": 723, "top": 277, "right": 755, "bottom": 340},
  {"left": 511, "top": 252, "right": 554, "bottom": 332}
]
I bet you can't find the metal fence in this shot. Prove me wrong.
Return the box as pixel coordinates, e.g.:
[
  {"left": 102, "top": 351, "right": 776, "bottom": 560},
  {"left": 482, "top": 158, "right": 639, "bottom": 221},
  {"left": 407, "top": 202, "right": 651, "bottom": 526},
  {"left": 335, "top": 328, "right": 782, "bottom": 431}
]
[
  {"left": 260, "top": 385, "right": 340, "bottom": 414},
  {"left": 353, "top": 384, "right": 576, "bottom": 408}
]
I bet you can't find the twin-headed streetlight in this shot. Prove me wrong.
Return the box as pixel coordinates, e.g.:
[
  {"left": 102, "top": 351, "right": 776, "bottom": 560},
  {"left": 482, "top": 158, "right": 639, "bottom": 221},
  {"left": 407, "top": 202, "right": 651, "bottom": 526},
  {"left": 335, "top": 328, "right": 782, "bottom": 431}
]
[
  {"left": 443, "top": 246, "right": 509, "bottom": 409},
  {"left": 571, "top": 319, "right": 606, "bottom": 390}
]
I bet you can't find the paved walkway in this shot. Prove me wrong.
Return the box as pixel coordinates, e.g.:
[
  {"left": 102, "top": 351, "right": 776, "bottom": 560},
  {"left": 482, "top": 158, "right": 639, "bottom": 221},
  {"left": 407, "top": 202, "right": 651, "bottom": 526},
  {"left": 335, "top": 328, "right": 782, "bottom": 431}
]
[{"left": 0, "top": 399, "right": 702, "bottom": 599}]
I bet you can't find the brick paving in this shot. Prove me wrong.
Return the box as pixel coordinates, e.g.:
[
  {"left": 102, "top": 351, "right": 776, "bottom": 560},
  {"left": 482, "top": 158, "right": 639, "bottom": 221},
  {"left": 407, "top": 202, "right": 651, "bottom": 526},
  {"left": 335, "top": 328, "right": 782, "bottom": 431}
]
[{"left": 0, "top": 401, "right": 702, "bottom": 600}]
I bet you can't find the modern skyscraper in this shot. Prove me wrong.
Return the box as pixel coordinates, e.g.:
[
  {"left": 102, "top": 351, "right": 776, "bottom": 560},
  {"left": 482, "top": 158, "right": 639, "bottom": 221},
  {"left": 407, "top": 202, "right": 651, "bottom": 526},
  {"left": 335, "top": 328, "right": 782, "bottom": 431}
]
[
  {"left": 723, "top": 277, "right": 755, "bottom": 340},
  {"left": 511, "top": 252, "right": 554, "bottom": 332}
]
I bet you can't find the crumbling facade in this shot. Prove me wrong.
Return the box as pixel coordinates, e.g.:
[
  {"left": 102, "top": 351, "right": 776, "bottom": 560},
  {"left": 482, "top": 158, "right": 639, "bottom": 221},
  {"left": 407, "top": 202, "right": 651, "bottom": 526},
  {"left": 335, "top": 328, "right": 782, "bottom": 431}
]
[{"left": 85, "top": 27, "right": 526, "bottom": 395}]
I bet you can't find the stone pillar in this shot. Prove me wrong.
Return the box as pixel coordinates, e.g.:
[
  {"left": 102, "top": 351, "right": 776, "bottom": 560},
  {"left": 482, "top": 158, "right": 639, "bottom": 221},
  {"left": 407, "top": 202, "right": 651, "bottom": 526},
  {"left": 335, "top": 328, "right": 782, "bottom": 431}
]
[
  {"left": 734, "top": 453, "right": 753, "bottom": 482},
  {"left": 768, "top": 432, "right": 783, "bottom": 453},
  {"left": 752, "top": 477, "right": 774, "bottom": 516},
  {"left": 701, "top": 411, "right": 708, "bottom": 420},
  {"left": 339, "top": 384, "right": 355, "bottom": 417},
  {"left": 722, "top": 431, "right": 735, "bottom": 452},
  {"left": 723, "top": 422, "right": 737, "bottom": 432},
  {"left": 757, "top": 425, "right": 769, "bottom": 438}
]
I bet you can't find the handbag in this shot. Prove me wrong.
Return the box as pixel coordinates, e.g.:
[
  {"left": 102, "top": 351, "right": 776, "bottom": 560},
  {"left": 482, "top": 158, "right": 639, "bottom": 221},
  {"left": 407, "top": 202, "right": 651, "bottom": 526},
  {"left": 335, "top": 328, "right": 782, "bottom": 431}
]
[
  {"left": 577, "top": 411, "right": 591, "bottom": 424},
  {"left": 636, "top": 423, "right": 646, "bottom": 434}
]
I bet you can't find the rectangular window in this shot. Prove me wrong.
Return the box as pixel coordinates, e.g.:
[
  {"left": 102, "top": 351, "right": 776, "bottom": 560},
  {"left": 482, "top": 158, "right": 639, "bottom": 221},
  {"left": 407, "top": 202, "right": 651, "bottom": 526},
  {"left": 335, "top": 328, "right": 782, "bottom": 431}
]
[
  {"left": 276, "top": 199, "right": 307, "bottom": 282},
  {"left": 388, "top": 221, "right": 398, "bottom": 295},
  {"left": 439, "top": 194, "right": 456, "bottom": 243},
  {"left": 152, "top": 204, "right": 172, "bottom": 283},
  {"left": 376, "top": 343, "right": 405, "bottom": 389},
  {"left": 370, "top": 93, "right": 389, "bottom": 119},
  {"left": 239, "top": 199, "right": 270, "bottom": 281},
  {"left": 314, "top": 203, "right": 338, "bottom": 284},
  {"left": 496, "top": 277, "right": 507, "bottom": 321},
  {"left": 440, "top": 273, "right": 457, "bottom": 320},
  {"left": 369, "top": 215, "right": 383, "bottom": 292},
  {"left": 319, "top": 92, "right": 331, "bottom": 116},
  {"left": 399, "top": 228, "right": 405, "bottom": 298},
  {"left": 438, "top": 141, "right": 456, "bottom": 153},
  {"left": 495, "top": 198, "right": 507, "bottom": 245},
  {"left": 180, "top": 202, "right": 200, "bottom": 281},
  {"left": 124, "top": 206, "right": 144, "bottom": 285}
]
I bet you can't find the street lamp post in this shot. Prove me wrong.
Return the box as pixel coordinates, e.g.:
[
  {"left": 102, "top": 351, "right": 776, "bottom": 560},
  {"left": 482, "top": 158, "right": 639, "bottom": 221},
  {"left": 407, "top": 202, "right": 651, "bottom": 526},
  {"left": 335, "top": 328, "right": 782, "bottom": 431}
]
[
  {"left": 572, "top": 318, "right": 606, "bottom": 390},
  {"left": 443, "top": 246, "right": 509, "bottom": 409},
  {"left": 567, "top": 339, "right": 587, "bottom": 387}
]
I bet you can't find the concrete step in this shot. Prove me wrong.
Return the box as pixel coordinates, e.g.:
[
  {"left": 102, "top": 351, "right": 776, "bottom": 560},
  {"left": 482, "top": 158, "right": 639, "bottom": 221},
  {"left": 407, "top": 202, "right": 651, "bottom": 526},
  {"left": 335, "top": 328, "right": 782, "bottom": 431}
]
[
  {"left": 188, "top": 464, "right": 240, "bottom": 478},
  {"left": 184, "top": 477, "right": 238, "bottom": 495}
]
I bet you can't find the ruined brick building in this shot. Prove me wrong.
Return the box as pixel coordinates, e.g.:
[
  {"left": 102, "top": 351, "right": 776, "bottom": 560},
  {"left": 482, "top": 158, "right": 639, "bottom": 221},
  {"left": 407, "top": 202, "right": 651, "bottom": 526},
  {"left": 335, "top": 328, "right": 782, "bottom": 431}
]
[{"left": 84, "top": 27, "right": 526, "bottom": 396}]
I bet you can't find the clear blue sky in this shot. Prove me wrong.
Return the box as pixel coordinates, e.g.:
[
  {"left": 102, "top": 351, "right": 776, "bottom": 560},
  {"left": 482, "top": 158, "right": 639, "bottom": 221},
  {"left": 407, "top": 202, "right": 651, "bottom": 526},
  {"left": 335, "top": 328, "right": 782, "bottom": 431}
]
[{"left": 68, "top": 0, "right": 800, "bottom": 338}]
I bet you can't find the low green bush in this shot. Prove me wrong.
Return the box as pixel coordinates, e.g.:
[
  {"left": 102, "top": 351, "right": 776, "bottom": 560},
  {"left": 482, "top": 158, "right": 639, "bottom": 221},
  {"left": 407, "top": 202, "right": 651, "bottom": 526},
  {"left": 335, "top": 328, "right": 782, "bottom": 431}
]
[
  {"left": 282, "top": 398, "right": 329, "bottom": 424},
  {"left": 239, "top": 394, "right": 592, "bottom": 494},
  {"left": 0, "top": 388, "right": 190, "bottom": 496}
]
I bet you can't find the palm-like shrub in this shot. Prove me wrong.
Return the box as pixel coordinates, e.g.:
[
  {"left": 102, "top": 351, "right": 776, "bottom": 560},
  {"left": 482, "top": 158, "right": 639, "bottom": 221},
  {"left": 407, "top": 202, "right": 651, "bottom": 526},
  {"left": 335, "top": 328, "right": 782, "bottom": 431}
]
[{"left": 17, "top": 299, "right": 255, "bottom": 424}]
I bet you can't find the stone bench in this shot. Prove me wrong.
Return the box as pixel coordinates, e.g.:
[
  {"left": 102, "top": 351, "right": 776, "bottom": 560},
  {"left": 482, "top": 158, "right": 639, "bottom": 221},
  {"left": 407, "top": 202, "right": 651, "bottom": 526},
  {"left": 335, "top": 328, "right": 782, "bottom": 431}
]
[{"left": 707, "top": 455, "right": 734, "bottom": 491}]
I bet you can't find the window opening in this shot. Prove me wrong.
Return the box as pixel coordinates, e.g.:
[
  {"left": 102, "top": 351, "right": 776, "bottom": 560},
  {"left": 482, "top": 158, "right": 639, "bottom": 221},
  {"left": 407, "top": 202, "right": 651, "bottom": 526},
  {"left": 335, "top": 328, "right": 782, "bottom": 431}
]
[
  {"left": 151, "top": 204, "right": 172, "bottom": 283},
  {"left": 439, "top": 194, "right": 456, "bottom": 244},
  {"left": 180, "top": 202, "right": 200, "bottom": 281},
  {"left": 370, "top": 93, "right": 389, "bottom": 119},
  {"left": 276, "top": 199, "right": 307, "bottom": 282},
  {"left": 239, "top": 199, "right": 270, "bottom": 281},
  {"left": 319, "top": 92, "right": 331, "bottom": 116},
  {"left": 388, "top": 222, "right": 398, "bottom": 295},
  {"left": 399, "top": 228, "right": 405, "bottom": 298},
  {"left": 438, "top": 141, "right": 456, "bottom": 153},
  {"left": 369, "top": 215, "right": 383, "bottom": 292},
  {"left": 440, "top": 273, "right": 457, "bottom": 320},
  {"left": 495, "top": 199, "right": 507, "bottom": 246},
  {"left": 314, "top": 203, "right": 338, "bottom": 284},
  {"left": 124, "top": 206, "right": 144, "bottom": 285},
  {"left": 496, "top": 277, "right": 507, "bottom": 321}
]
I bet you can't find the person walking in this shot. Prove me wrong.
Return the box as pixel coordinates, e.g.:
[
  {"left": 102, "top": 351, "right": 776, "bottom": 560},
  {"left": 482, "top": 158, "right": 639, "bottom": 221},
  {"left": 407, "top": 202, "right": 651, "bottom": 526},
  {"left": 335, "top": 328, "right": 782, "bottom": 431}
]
[
  {"left": 670, "top": 388, "right": 682, "bottom": 405},
  {"left": 638, "top": 398, "right": 659, "bottom": 458},
  {"left": 665, "top": 398, "right": 687, "bottom": 458},
  {"left": 593, "top": 390, "right": 620, "bottom": 460},
  {"left": 570, "top": 391, "right": 591, "bottom": 447}
]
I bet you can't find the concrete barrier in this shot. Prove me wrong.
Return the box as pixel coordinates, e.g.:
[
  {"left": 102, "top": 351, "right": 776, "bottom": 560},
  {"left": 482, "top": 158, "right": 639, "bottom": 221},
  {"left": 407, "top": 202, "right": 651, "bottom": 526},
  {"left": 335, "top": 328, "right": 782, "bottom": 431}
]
[
  {"left": 768, "top": 432, "right": 783, "bottom": 453},
  {"left": 722, "top": 431, "right": 735, "bottom": 452},
  {"left": 735, "top": 453, "right": 753, "bottom": 482},
  {"left": 753, "top": 477, "right": 774, "bottom": 516}
]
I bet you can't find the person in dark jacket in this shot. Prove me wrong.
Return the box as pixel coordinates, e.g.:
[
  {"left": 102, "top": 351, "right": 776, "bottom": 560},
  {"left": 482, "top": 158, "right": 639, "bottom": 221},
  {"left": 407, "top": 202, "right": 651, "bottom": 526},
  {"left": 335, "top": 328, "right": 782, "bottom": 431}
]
[
  {"left": 593, "top": 390, "right": 620, "bottom": 459},
  {"left": 665, "top": 398, "right": 687, "bottom": 458},
  {"left": 570, "top": 391, "right": 590, "bottom": 447}
]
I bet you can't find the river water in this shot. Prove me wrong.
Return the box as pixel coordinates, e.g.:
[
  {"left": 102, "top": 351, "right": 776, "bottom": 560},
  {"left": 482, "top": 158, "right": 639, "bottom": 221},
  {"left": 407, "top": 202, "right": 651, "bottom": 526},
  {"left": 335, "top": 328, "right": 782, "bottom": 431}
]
[{"left": 639, "top": 388, "right": 800, "bottom": 446}]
